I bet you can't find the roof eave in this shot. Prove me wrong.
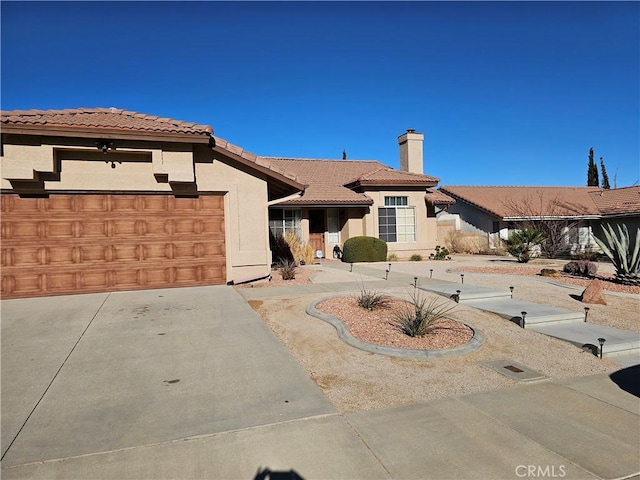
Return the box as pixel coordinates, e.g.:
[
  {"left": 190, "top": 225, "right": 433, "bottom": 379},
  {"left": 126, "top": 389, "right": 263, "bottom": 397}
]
[
  {"left": 345, "top": 179, "right": 439, "bottom": 189},
  {"left": 1, "top": 123, "right": 212, "bottom": 144}
]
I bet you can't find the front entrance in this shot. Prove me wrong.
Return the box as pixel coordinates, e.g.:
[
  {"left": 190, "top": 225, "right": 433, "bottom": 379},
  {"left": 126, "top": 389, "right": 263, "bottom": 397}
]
[{"left": 309, "top": 210, "right": 325, "bottom": 258}]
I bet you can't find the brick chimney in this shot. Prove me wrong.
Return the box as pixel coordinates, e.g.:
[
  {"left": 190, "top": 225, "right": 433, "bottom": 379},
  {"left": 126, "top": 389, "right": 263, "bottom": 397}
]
[{"left": 398, "top": 129, "right": 424, "bottom": 174}]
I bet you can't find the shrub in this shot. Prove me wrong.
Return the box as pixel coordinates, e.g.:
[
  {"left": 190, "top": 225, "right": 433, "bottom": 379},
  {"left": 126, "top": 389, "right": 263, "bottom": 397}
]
[
  {"left": 410, "top": 254, "right": 423, "bottom": 261},
  {"left": 387, "top": 253, "right": 398, "bottom": 262},
  {"left": 342, "top": 236, "right": 388, "bottom": 263},
  {"left": 356, "top": 288, "right": 391, "bottom": 311},
  {"left": 506, "top": 228, "right": 545, "bottom": 263},
  {"left": 563, "top": 260, "right": 597, "bottom": 277},
  {"left": 540, "top": 268, "right": 559, "bottom": 277},
  {"left": 278, "top": 258, "right": 296, "bottom": 280},
  {"left": 431, "top": 245, "right": 450, "bottom": 260},
  {"left": 391, "top": 291, "right": 457, "bottom": 337},
  {"left": 572, "top": 247, "right": 600, "bottom": 262}
]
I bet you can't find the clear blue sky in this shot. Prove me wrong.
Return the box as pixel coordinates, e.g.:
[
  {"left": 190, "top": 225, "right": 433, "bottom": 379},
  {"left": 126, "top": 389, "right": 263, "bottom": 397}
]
[{"left": 2, "top": 1, "right": 638, "bottom": 187}]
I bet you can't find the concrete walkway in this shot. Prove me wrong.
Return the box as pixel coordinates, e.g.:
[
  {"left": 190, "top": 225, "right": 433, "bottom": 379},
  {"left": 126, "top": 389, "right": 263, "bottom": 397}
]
[
  {"left": 2, "top": 278, "right": 639, "bottom": 479},
  {"left": 311, "top": 261, "right": 640, "bottom": 367}
]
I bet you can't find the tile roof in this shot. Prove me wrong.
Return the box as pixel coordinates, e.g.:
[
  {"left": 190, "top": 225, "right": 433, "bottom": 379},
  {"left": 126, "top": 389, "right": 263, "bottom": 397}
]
[
  {"left": 589, "top": 185, "right": 640, "bottom": 216},
  {"left": 264, "top": 157, "right": 439, "bottom": 206},
  {"left": 425, "top": 188, "right": 456, "bottom": 206},
  {"left": 1, "top": 108, "right": 213, "bottom": 137},
  {"left": 439, "top": 186, "right": 605, "bottom": 218}
]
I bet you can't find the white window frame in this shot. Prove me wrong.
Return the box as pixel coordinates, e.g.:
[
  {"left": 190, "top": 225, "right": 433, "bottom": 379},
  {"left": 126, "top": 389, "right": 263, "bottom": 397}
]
[{"left": 379, "top": 196, "right": 416, "bottom": 243}]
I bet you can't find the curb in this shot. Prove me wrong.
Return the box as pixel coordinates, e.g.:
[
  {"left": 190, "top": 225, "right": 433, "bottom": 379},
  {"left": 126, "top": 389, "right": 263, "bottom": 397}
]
[{"left": 306, "top": 294, "right": 485, "bottom": 360}]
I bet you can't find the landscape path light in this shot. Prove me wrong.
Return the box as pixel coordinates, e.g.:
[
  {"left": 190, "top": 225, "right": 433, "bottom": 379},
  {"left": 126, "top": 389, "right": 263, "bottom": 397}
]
[
  {"left": 598, "top": 337, "right": 606, "bottom": 359},
  {"left": 350, "top": 263, "right": 353, "bottom": 272},
  {"left": 461, "top": 274, "right": 464, "bottom": 284},
  {"left": 584, "top": 307, "right": 590, "bottom": 322},
  {"left": 509, "top": 286, "right": 514, "bottom": 298},
  {"left": 430, "top": 269, "right": 433, "bottom": 278},
  {"left": 520, "top": 311, "right": 527, "bottom": 328}
]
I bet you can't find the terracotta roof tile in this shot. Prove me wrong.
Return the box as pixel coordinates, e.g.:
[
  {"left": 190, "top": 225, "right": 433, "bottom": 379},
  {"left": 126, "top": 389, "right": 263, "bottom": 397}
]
[
  {"left": 425, "top": 188, "right": 456, "bottom": 206},
  {"left": 589, "top": 185, "right": 640, "bottom": 216},
  {"left": 1, "top": 108, "right": 213, "bottom": 136},
  {"left": 439, "top": 186, "right": 604, "bottom": 218},
  {"left": 264, "top": 157, "right": 440, "bottom": 205}
]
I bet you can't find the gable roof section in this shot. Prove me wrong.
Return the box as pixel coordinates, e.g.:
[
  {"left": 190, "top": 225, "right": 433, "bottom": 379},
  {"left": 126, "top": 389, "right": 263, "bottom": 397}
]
[
  {"left": 589, "top": 185, "right": 640, "bottom": 217},
  {"left": 439, "top": 186, "right": 604, "bottom": 219},
  {"left": 1, "top": 108, "right": 213, "bottom": 143},
  {"left": 264, "top": 157, "right": 440, "bottom": 206}
]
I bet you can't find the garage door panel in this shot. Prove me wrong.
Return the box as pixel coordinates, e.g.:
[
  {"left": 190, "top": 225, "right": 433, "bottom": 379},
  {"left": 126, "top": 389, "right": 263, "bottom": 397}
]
[{"left": 1, "top": 194, "right": 227, "bottom": 298}]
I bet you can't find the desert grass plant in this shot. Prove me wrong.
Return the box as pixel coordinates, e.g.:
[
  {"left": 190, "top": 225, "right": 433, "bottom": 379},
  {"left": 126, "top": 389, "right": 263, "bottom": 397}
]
[
  {"left": 391, "top": 291, "right": 457, "bottom": 337},
  {"left": 283, "top": 231, "right": 315, "bottom": 265},
  {"left": 278, "top": 258, "right": 297, "bottom": 280},
  {"left": 387, "top": 253, "right": 399, "bottom": 261},
  {"left": 410, "top": 254, "right": 423, "bottom": 261},
  {"left": 593, "top": 223, "right": 640, "bottom": 285}
]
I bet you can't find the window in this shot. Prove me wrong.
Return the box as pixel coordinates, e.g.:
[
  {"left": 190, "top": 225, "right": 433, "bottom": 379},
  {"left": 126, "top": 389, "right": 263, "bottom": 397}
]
[
  {"left": 269, "top": 209, "right": 302, "bottom": 239},
  {"left": 327, "top": 208, "right": 340, "bottom": 244},
  {"left": 379, "top": 197, "right": 415, "bottom": 242}
]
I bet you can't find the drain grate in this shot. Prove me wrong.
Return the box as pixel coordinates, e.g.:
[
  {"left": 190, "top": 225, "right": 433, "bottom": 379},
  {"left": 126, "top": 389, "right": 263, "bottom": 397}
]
[{"left": 481, "top": 360, "right": 546, "bottom": 382}]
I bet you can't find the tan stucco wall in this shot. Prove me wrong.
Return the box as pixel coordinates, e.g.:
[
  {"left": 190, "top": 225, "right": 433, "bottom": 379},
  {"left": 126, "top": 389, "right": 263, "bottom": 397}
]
[
  {"left": 364, "top": 189, "right": 438, "bottom": 259},
  {"left": 1, "top": 138, "right": 273, "bottom": 283}
]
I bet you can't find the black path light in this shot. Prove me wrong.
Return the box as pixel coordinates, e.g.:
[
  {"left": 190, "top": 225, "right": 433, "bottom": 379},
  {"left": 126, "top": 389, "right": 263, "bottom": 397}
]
[
  {"left": 454, "top": 289, "right": 461, "bottom": 303},
  {"left": 430, "top": 269, "right": 433, "bottom": 278},
  {"left": 509, "top": 286, "right": 514, "bottom": 299},
  {"left": 584, "top": 307, "right": 590, "bottom": 322},
  {"left": 598, "top": 337, "right": 606, "bottom": 359},
  {"left": 385, "top": 269, "right": 389, "bottom": 280},
  {"left": 350, "top": 263, "right": 353, "bottom": 272},
  {"left": 388, "top": 263, "right": 392, "bottom": 272},
  {"left": 413, "top": 277, "right": 418, "bottom": 288},
  {"left": 520, "top": 311, "right": 527, "bottom": 328},
  {"left": 461, "top": 274, "right": 464, "bottom": 284}
]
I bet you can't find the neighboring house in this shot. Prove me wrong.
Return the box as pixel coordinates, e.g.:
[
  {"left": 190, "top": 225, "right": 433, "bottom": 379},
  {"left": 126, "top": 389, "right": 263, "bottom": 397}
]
[
  {"left": 1, "top": 108, "right": 303, "bottom": 298},
  {"left": 262, "top": 130, "right": 453, "bottom": 260},
  {"left": 438, "top": 185, "right": 640, "bottom": 253}
]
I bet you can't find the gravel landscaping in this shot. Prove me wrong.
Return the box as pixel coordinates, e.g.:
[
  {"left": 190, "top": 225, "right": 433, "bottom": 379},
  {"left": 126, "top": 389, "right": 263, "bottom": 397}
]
[{"left": 245, "top": 255, "right": 636, "bottom": 413}]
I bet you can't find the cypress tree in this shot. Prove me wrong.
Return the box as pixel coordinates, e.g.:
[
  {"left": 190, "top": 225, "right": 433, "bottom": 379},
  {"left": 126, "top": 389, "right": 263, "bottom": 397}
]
[
  {"left": 587, "top": 147, "right": 599, "bottom": 186},
  {"left": 600, "top": 157, "right": 611, "bottom": 189}
]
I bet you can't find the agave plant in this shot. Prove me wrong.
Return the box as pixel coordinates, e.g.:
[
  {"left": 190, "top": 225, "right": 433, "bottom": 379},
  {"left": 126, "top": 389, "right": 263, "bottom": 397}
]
[{"left": 593, "top": 223, "right": 640, "bottom": 285}]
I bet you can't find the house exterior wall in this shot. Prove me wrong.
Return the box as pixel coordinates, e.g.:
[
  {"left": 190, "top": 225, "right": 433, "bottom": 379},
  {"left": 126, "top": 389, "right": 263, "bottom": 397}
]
[
  {"left": 1, "top": 137, "right": 273, "bottom": 284},
  {"left": 364, "top": 189, "right": 438, "bottom": 259}
]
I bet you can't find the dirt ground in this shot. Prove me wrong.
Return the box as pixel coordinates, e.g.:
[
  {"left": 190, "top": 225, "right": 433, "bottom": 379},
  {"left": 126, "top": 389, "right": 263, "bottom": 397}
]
[{"left": 247, "top": 256, "right": 638, "bottom": 414}]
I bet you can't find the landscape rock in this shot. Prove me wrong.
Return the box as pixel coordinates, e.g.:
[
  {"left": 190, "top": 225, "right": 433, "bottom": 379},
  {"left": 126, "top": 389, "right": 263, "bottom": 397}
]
[{"left": 580, "top": 279, "right": 607, "bottom": 305}]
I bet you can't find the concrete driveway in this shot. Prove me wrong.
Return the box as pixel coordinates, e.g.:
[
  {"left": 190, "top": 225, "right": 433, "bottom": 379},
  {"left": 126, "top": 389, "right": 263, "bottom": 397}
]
[{"left": 1, "top": 285, "right": 639, "bottom": 479}]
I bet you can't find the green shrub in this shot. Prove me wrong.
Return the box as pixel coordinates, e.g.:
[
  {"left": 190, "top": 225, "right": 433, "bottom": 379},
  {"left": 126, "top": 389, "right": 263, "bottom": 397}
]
[
  {"left": 392, "top": 291, "right": 457, "bottom": 337},
  {"left": 563, "top": 260, "right": 597, "bottom": 277},
  {"left": 410, "top": 254, "right": 423, "bottom": 261},
  {"left": 342, "top": 236, "right": 388, "bottom": 263},
  {"left": 593, "top": 223, "right": 640, "bottom": 285},
  {"left": 432, "top": 245, "right": 450, "bottom": 260},
  {"left": 278, "top": 258, "right": 296, "bottom": 280},
  {"left": 356, "top": 288, "right": 391, "bottom": 311}
]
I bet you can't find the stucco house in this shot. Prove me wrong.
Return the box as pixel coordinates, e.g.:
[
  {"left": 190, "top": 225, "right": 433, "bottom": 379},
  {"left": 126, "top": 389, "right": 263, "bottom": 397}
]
[
  {"left": 0, "top": 108, "right": 304, "bottom": 298},
  {"left": 438, "top": 185, "right": 640, "bottom": 254},
  {"left": 1, "top": 109, "right": 448, "bottom": 298},
  {"left": 264, "top": 130, "right": 452, "bottom": 261}
]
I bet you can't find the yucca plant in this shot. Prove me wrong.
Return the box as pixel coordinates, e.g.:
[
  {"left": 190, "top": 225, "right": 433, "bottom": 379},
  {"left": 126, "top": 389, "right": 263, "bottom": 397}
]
[
  {"left": 278, "top": 258, "right": 297, "bottom": 280},
  {"left": 593, "top": 223, "right": 640, "bottom": 285},
  {"left": 506, "top": 228, "right": 546, "bottom": 263},
  {"left": 391, "top": 291, "right": 457, "bottom": 337},
  {"left": 356, "top": 288, "right": 391, "bottom": 311}
]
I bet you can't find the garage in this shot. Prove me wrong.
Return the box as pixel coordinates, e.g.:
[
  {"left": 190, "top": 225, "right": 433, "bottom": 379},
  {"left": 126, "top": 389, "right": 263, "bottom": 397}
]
[{"left": 1, "top": 193, "right": 226, "bottom": 299}]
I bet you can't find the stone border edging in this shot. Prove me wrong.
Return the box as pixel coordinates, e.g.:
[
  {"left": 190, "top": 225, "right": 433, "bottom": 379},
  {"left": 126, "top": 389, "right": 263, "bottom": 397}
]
[{"left": 306, "top": 295, "right": 485, "bottom": 360}]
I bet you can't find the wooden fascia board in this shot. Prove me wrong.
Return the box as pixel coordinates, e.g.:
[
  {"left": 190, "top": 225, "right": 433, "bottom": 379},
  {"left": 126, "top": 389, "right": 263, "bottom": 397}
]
[
  {"left": 211, "top": 145, "right": 305, "bottom": 191},
  {"left": 0, "top": 124, "right": 211, "bottom": 144}
]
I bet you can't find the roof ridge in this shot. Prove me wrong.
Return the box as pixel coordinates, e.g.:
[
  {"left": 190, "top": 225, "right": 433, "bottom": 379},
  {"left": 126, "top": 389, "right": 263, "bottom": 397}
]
[{"left": 260, "top": 156, "right": 382, "bottom": 164}]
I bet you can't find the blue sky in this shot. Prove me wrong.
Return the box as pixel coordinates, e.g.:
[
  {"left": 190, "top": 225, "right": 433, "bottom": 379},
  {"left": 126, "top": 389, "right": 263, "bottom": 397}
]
[{"left": 2, "top": 1, "right": 638, "bottom": 187}]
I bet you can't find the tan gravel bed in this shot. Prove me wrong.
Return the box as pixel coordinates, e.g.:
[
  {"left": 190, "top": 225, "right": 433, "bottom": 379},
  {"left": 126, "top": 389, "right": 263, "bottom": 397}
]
[
  {"left": 250, "top": 293, "right": 616, "bottom": 413},
  {"left": 316, "top": 296, "right": 473, "bottom": 350}
]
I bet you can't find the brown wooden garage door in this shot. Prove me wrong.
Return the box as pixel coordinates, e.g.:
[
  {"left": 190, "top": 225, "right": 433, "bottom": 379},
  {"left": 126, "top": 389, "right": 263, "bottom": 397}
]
[{"left": 1, "top": 194, "right": 226, "bottom": 299}]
